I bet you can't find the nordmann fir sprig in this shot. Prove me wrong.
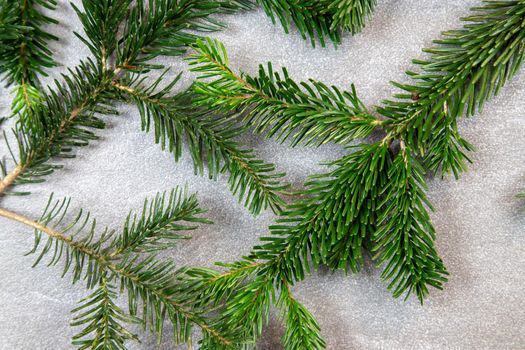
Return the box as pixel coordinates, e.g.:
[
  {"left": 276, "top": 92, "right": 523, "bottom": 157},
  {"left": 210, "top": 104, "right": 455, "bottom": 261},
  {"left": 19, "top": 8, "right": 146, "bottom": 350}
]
[
  {"left": 183, "top": 1, "right": 525, "bottom": 348},
  {"left": 257, "top": 0, "right": 377, "bottom": 46},
  {"left": 0, "top": 0, "right": 281, "bottom": 349},
  {"left": 1, "top": 1, "right": 524, "bottom": 349},
  {"left": 0, "top": 189, "right": 249, "bottom": 348},
  {"left": 0, "top": 0, "right": 58, "bottom": 125},
  {"left": 0, "top": 0, "right": 286, "bottom": 214}
]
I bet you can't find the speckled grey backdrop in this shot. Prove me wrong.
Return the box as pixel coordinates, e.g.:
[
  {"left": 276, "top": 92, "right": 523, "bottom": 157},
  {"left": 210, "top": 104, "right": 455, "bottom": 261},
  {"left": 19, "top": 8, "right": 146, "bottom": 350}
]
[{"left": 0, "top": 1, "right": 524, "bottom": 349}]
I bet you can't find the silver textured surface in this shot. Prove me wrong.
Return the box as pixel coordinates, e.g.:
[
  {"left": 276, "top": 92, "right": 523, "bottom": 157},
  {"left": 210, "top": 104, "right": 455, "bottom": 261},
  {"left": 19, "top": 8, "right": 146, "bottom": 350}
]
[{"left": 0, "top": 0, "right": 524, "bottom": 349}]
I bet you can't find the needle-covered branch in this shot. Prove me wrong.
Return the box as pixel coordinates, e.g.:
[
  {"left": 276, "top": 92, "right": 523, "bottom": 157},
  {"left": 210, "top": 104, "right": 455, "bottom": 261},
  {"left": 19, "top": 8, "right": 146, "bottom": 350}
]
[
  {"left": 0, "top": 60, "right": 114, "bottom": 196},
  {"left": 252, "top": 142, "right": 390, "bottom": 279},
  {"left": 175, "top": 262, "right": 325, "bottom": 350},
  {"left": 189, "top": 0, "right": 525, "bottom": 311},
  {"left": 3, "top": 0, "right": 524, "bottom": 349},
  {"left": 379, "top": 0, "right": 525, "bottom": 178},
  {"left": 112, "top": 188, "right": 210, "bottom": 255},
  {"left": 189, "top": 38, "right": 382, "bottom": 147},
  {"left": 0, "top": 190, "right": 240, "bottom": 348},
  {"left": 257, "top": 0, "right": 377, "bottom": 46},
  {"left": 112, "top": 73, "right": 289, "bottom": 215},
  {"left": 372, "top": 145, "right": 448, "bottom": 303},
  {"left": 0, "top": 0, "right": 58, "bottom": 122},
  {"left": 0, "top": 0, "right": 258, "bottom": 198},
  {"left": 323, "top": 0, "right": 378, "bottom": 34},
  {"left": 278, "top": 282, "right": 325, "bottom": 350},
  {"left": 72, "top": 0, "right": 133, "bottom": 70},
  {"left": 71, "top": 275, "right": 141, "bottom": 350},
  {"left": 174, "top": 143, "right": 391, "bottom": 349},
  {"left": 116, "top": 0, "right": 253, "bottom": 72}
]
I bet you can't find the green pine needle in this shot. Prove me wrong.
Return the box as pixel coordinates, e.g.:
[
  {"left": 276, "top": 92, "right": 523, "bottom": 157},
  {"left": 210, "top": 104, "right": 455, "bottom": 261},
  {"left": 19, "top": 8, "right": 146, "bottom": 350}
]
[
  {"left": 113, "top": 71, "right": 289, "bottom": 215},
  {"left": 257, "top": 0, "right": 377, "bottom": 46},
  {"left": 188, "top": 37, "right": 383, "bottom": 147},
  {"left": 71, "top": 276, "right": 141, "bottom": 350},
  {"left": 379, "top": 0, "right": 525, "bottom": 178}
]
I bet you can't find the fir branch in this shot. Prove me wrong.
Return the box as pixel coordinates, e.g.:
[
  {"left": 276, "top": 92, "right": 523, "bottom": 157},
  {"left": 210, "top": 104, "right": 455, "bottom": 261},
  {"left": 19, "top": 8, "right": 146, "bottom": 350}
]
[
  {"left": 3, "top": 1, "right": 523, "bottom": 348},
  {"left": 170, "top": 261, "right": 265, "bottom": 345},
  {"left": 198, "top": 267, "right": 326, "bottom": 349},
  {"left": 112, "top": 73, "right": 288, "bottom": 215},
  {"left": 221, "top": 273, "right": 274, "bottom": 340},
  {"left": 278, "top": 281, "right": 326, "bottom": 350},
  {"left": 248, "top": 0, "right": 525, "bottom": 301},
  {"left": 372, "top": 143, "right": 448, "bottom": 303},
  {"left": 0, "top": 59, "right": 113, "bottom": 196},
  {"left": 0, "top": 0, "right": 58, "bottom": 85},
  {"left": 0, "top": 203, "right": 110, "bottom": 287},
  {"left": 111, "top": 188, "right": 210, "bottom": 256},
  {"left": 173, "top": 261, "right": 327, "bottom": 349},
  {"left": 379, "top": 0, "right": 525, "bottom": 178},
  {"left": 257, "top": 0, "right": 338, "bottom": 47},
  {"left": 0, "top": 0, "right": 58, "bottom": 122},
  {"left": 116, "top": 0, "right": 245, "bottom": 72},
  {"left": 251, "top": 142, "right": 390, "bottom": 281},
  {"left": 256, "top": 0, "right": 376, "bottom": 46},
  {"left": 185, "top": 261, "right": 263, "bottom": 308},
  {"left": 188, "top": 38, "right": 382, "bottom": 147},
  {"left": 0, "top": 191, "right": 238, "bottom": 348},
  {"left": 180, "top": 143, "right": 391, "bottom": 349},
  {"left": 324, "top": 0, "right": 377, "bottom": 34},
  {"left": 1, "top": 0, "right": 236, "bottom": 197},
  {"left": 71, "top": 0, "right": 133, "bottom": 71},
  {"left": 115, "top": 255, "right": 211, "bottom": 345},
  {"left": 176, "top": 266, "right": 279, "bottom": 347},
  {"left": 191, "top": 1, "right": 525, "bottom": 311},
  {"left": 71, "top": 275, "right": 141, "bottom": 350}
]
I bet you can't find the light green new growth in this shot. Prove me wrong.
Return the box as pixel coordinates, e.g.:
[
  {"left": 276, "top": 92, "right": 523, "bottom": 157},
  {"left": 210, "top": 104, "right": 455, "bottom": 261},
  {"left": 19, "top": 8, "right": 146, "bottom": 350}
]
[{"left": 0, "top": 0, "right": 58, "bottom": 124}]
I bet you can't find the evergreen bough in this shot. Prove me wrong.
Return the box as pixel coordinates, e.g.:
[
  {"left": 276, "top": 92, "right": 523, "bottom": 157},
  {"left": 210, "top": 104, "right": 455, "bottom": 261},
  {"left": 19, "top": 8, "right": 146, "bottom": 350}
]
[
  {"left": 184, "top": 0, "right": 525, "bottom": 346},
  {"left": 257, "top": 0, "right": 377, "bottom": 46},
  {"left": 0, "top": 0, "right": 283, "bottom": 348},
  {"left": 0, "top": 0, "right": 523, "bottom": 349},
  {"left": 0, "top": 0, "right": 58, "bottom": 125}
]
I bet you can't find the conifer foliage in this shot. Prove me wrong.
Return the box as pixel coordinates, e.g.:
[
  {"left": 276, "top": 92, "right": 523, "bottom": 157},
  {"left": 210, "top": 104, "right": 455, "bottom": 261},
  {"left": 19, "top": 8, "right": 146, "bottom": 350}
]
[
  {"left": 0, "top": 1, "right": 524, "bottom": 349},
  {"left": 0, "top": 0, "right": 286, "bottom": 215},
  {"left": 185, "top": 0, "right": 525, "bottom": 346},
  {"left": 0, "top": 0, "right": 283, "bottom": 348},
  {"left": 0, "top": 0, "right": 58, "bottom": 123},
  {"left": 257, "top": 0, "right": 377, "bottom": 46}
]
